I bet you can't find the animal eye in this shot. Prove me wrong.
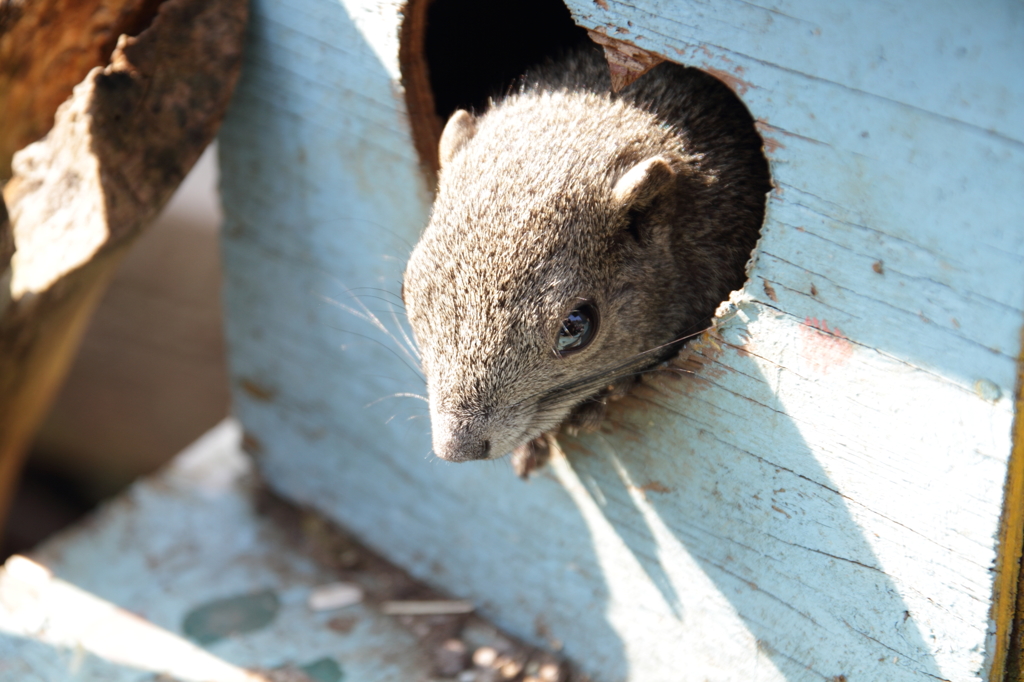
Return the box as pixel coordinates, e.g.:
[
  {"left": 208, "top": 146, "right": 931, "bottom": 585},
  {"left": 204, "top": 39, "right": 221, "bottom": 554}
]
[{"left": 555, "top": 303, "right": 599, "bottom": 355}]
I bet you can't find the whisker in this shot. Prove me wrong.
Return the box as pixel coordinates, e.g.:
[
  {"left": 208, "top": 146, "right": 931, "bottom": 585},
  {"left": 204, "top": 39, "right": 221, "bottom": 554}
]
[
  {"left": 343, "top": 287, "right": 406, "bottom": 306},
  {"left": 506, "top": 324, "right": 716, "bottom": 413},
  {"left": 312, "top": 217, "right": 416, "bottom": 258},
  {"left": 389, "top": 303, "right": 421, "bottom": 361},
  {"left": 325, "top": 326, "right": 425, "bottom": 382},
  {"left": 332, "top": 292, "right": 406, "bottom": 310},
  {"left": 319, "top": 290, "right": 422, "bottom": 372},
  {"left": 365, "top": 392, "right": 430, "bottom": 408}
]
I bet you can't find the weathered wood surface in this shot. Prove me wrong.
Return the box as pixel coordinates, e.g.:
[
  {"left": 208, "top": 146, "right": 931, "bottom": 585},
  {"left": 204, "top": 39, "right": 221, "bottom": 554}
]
[
  {"left": 0, "top": 0, "right": 163, "bottom": 178},
  {"left": 0, "top": 0, "right": 246, "bottom": 534},
  {"left": 0, "top": 420, "right": 436, "bottom": 681},
  {"left": 218, "top": 1, "right": 1024, "bottom": 680}
]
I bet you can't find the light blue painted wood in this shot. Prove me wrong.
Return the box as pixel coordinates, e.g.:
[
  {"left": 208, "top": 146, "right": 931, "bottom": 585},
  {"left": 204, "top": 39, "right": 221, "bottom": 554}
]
[
  {"left": 0, "top": 421, "right": 434, "bottom": 681},
  {"left": 217, "top": 1, "right": 1024, "bottom": 680}
]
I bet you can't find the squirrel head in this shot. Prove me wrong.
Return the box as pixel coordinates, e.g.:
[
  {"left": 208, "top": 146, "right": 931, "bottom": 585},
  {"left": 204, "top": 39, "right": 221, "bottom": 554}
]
[{"left": 404, "top": 96, "right": 701, "bottom": 463}]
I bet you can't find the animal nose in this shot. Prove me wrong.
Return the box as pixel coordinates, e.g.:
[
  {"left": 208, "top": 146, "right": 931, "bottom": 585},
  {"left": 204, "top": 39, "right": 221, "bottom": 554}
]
[
  {"left": 431, "top": 413, "right": 491, "bottom": 462},
  {"left": 430, "top": 409, "right": 493, "bottom": 462},
  {"left": 463, "top": 439, "right": 490, "bottom": 460},
  {"left": 435, "top": 434, "right": 490, "bottom": 462}
]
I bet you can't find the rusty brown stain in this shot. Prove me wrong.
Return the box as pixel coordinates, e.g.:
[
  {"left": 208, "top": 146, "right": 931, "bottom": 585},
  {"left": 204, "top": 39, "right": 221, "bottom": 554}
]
[
  {"left": 629, "top": 480, "right": 673, "bottom": 501},
  {"left": 240, "top": 377, "right": 276, "bottom": 401},
  {"left": 587, "top": 30, "right": 665, "bottom": 92},
  {"left": 242, "top": 432, "right": 264, "bottom": 455},
  {"left": 534, "top": 614, "right": 553, "bottom": 640},
  {"left": 755, "top": 122, "right": 785, "bottom": 155},
  {"left": 762, "top": 278, "right": 778, "bottom": 302},
  {"left": 771, "top": 505, "right": 791, "bottom": 519},
  {"left": 615, "top": 26, "right": 629, "bottom": 34},
  {"left": 756, "top": 119, "right": 830, "bottom": 151},
  {"left": 760, "top": 135, "right": 783, "bottom": 155},
  {"left": 810, "top": 283, "right": 818, "bottom": 297},
  {"left": 667, "top": 331, "right": 730, "bottom": 390},
  {"left": 593, "top": 0, "right": 609, "bottom": 8},
  {"left": 702, "top": 66, "right": 751, "bottom": 96},
  {"left": 800, "top": 318, "right": 854, "bottom": 375},
  {"left": 872, "top": 260, "right": 884, "bottom": 274},
  {"left": 327, "top": 615, "right": 358, "bottom": 633},
  {"left": 695, "top": 44, "right": 716, "bottom": 60}
]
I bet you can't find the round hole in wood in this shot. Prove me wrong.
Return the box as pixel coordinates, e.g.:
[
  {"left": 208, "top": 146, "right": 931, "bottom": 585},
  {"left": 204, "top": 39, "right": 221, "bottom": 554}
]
[{"left": 399, "top": 0, "right": 590, "bottom": 181}]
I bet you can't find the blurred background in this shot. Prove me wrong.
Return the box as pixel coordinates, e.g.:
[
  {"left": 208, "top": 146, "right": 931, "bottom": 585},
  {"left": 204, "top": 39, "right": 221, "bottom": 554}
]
[{"left": 0, "top": 144, "right": 229, "bottom": 559}]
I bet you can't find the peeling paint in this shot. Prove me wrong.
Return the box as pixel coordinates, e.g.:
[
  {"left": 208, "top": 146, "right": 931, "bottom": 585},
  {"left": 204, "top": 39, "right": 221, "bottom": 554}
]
[{"left": 702, "top": 66, "right": 752, "bottom": 95}]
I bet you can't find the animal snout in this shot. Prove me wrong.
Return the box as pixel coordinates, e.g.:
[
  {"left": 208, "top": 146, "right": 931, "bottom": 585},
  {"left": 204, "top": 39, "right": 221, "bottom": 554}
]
[{"left": 431, "top": 412, "right": 492, "bottom": 462}]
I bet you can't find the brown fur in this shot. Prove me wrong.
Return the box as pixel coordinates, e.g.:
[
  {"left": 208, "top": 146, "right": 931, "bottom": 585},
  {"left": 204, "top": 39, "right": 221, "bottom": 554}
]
[{"left": 403, "top": 45, "right": 770, "bottom": 466}]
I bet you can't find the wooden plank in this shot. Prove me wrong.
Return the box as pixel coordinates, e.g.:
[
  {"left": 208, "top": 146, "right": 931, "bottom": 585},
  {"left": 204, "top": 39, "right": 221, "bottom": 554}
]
[
  {"left": 995, "top": 334, "right": 1024, "bottom": 681},
  {"left": 218, "top": 1, "right": 1024, "bottom": 680},
  {"left": 0, "top": 420, "right": 436, "bottom": 681},
  {"left": 571, "top": 0, "right": 1024, "bottom": 143}
]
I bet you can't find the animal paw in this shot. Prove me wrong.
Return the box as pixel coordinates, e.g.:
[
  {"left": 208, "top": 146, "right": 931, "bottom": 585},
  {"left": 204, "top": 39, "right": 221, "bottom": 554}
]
[{"left": 511, "top": 436, "right": 551, "bottom": 479}]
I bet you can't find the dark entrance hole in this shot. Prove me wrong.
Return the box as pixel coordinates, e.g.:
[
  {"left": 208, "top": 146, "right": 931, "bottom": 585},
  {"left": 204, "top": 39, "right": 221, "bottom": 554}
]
[{"left": 400, "top": 0, "right": 590, "bottom": 178}]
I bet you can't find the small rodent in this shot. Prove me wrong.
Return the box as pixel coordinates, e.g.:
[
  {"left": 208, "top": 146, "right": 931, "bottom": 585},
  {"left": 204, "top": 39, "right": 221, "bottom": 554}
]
[{"left": 403, "top": 44, "right": 770, "bottom": 476}]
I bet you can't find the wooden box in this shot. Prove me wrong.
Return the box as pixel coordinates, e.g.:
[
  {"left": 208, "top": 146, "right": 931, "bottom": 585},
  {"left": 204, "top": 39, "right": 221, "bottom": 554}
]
[{"left": 217, "top": 1, "right": 1024, "bottom": 679}]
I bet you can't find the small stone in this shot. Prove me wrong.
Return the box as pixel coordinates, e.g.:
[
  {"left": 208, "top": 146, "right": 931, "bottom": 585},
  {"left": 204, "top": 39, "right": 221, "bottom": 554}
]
[
  {"left": 472, "top": 646, "right": 498, "bottom": 668},
  {"left": 182, "top": 589, "right": 279, "bottom": 645},
  {"left": 308, "top": 582, "right": 363, "bottom": 611},
  {"left": 974, "top": 378, "right": 1002, "bottom": 402},
  {"left": 497, "top": 656, "right": 523, "bottom": 678},
  {"left": 435, "top": 638, "right": 469, "bottom": 676},
  {"left": 538, "top": 662, "right": 565, "bottom": 682},
  {"left": 300, "top": 657, "right": 343, "bottom": 682}
]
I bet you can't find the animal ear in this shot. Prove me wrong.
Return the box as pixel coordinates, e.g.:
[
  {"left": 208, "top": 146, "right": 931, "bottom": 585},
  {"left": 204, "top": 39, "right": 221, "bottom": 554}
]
[
  {"left": 438, "top": 110, "right": 477, "bottom": 168},
  {"left": 611, "top": 156, "right": 677, "bottom": 211}
]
